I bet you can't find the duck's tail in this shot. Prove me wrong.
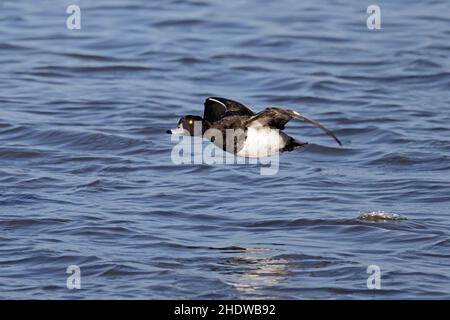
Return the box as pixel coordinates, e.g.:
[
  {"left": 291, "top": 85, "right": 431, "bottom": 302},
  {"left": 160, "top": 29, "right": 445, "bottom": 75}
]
[{"left": 281, "top": 138, "right": 308, "bottom": 152}]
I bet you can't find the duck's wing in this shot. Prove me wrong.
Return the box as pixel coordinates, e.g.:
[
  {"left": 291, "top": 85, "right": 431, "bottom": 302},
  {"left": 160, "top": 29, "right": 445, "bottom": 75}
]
[
  {"left": 203, "top": 97, "right": 255, "bottom": 123},
  {"left": 245, "top": 107, "right": 342, "bottom": 146}
]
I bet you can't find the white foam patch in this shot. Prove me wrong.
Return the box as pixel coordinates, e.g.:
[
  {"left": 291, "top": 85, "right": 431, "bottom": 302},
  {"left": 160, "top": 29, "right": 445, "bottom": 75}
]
[{"left": 357, "top": 211, "right": 407, "bottom": 221}]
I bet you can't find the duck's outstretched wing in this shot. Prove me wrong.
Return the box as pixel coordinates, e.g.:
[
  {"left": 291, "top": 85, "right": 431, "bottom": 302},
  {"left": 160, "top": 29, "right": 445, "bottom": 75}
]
[
  {"left": 203, "top": 97, "right": 255, "bottom": 123},
  {"left": 245, "top": 107, "right": 342, "bottom": 146}
]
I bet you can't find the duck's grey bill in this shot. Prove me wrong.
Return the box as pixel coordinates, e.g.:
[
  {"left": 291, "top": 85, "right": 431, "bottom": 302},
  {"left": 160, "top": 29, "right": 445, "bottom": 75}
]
[{"left": 167, "top": 127, "right": 185, "bottom": 135}]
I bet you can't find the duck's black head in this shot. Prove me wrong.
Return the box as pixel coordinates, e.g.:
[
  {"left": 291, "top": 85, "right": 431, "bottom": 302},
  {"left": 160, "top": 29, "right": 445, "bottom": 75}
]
[{"left": 166, "top": 115, "right": 210, "bottom": 136}]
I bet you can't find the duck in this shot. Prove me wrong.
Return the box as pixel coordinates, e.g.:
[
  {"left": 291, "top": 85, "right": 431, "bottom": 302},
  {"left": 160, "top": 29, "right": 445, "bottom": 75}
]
[{"left": 166, "top": 97, "right": 342, "bottom": 157}]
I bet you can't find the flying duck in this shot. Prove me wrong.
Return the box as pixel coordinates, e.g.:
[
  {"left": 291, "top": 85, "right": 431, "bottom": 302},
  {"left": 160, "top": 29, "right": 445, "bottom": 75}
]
[{"left": 167, "top": 97, "right": 342, "bottom": 157}]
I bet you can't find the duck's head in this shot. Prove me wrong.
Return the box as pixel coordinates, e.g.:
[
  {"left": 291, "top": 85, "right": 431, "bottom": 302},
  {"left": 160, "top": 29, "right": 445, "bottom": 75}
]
[{"left": 166, "top": 115, "right": 210, "bottom": 136}]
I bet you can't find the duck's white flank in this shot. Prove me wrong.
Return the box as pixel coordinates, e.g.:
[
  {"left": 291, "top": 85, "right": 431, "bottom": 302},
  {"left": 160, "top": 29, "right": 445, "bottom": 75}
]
[{"left": 237, "top": 127, "right": 289, "bottom": 158}]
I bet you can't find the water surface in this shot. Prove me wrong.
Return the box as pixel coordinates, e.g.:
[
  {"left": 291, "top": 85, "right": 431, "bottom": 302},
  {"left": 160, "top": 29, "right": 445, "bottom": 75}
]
[{"left": 0, "top": 0, "right": 449, "bottom": 299}]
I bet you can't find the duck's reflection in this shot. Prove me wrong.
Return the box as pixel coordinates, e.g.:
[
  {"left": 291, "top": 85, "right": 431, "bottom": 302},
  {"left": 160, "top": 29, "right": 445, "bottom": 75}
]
[{"left": 220, "top": 248, "right": 289, "bottom": 295}]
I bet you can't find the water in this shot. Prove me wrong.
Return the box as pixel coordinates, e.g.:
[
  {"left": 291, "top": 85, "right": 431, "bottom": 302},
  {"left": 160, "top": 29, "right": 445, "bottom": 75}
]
[{"left": 1, "top": 0, "right": 449, "bottom": 299}]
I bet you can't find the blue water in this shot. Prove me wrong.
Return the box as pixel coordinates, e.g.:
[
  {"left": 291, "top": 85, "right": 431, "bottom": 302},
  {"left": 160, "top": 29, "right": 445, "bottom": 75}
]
[{"left": 1, "top": 0, "right": 449, "bottom": 299}]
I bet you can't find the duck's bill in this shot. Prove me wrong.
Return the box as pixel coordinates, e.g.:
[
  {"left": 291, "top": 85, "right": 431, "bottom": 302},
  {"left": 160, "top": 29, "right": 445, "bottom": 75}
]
[{"left": 166, "top": 127, "right": 185, "bottom": 135}]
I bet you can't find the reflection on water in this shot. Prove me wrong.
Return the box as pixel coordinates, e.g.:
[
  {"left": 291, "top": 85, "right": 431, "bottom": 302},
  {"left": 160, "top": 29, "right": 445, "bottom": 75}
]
[{"left": 222, "top": 249, "right": 289, "bottom": 296}]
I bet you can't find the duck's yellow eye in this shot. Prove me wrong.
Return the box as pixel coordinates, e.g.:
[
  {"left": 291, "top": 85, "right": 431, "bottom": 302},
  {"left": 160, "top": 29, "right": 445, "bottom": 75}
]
[{"left": 188, "top": 119, "right": 193, "bottom": 125}]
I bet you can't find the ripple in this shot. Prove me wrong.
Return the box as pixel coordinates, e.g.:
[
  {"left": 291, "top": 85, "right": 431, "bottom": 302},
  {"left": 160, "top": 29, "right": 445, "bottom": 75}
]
[
  {"left": 33, "top": 65, "right": 153, "bottom": 73},
  {"left": 0, "top": 147, "right": 51, "bottom": 159},
  {"left": 152, "top": 18, "right": 204, "bottom": 27},
  {"left": 357, "top": 211, "right": 407, "bottom": 222},
  {"left": 18, "top": 128, "right": 143, "bottom": 152}
]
